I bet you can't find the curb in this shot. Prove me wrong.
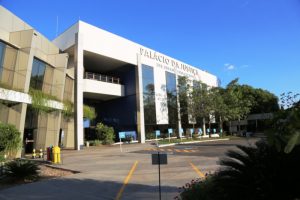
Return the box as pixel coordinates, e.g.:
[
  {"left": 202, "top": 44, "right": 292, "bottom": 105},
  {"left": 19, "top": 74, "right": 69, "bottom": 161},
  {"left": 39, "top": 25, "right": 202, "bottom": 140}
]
[{"left": 157, "top": 138, "right": 230, "bottom": 147}]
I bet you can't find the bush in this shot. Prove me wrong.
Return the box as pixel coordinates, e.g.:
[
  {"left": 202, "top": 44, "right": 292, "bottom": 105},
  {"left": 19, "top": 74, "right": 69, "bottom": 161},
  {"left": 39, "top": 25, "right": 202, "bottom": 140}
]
[
  {"left": 218, "top": 141, "right": 300, "bottom": 200},
  {"left": 0, "top": 122, "right": 22, "bottom": 158},
  {"left": 146, "top": 132, "right": 156, "bottom": 139},
  {"left": 178, "top": 140, "right": 300, "bottom": 200},
  {"left": 93, "top": 139, "right": 101, "bottom": 146},
  {"left": 5, "top": 159, "right": 39, "bottom": 181},
  {"left": 178, "top": 176, "right": 216, "bottom": 200},
  {"left": 95, "top": 123, "right": 115, "bottom": 145}
]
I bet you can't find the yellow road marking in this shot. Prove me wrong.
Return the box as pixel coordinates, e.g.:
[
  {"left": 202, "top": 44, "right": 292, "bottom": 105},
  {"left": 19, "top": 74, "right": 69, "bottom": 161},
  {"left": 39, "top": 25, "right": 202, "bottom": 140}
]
[
  {"left": 190, "top": 150, "right": 196, "bottom": 152},
  {"left": 167, "top": 149, "right": 173, "bottom": 152},
  {"left": 189, "top": 162, "right": 205, "bottom": 178},
  {"left": 115, "top": 161, "right": 139, "bottom": 200},
  {"left": 175, "top": 149, "right": 181, "bottom": 152},
  {"left": 160, "top": 149, "right": 165, "bottom": 152},
  {"left": 183, "top": 150, "right": 189, "bottom": 153}
]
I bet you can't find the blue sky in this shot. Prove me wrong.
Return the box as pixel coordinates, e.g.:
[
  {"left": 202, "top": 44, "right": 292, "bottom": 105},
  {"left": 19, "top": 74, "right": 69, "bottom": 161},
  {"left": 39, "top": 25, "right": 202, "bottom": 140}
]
[{"left": 1, "top": 0, "right": 300, "bottom": 97}]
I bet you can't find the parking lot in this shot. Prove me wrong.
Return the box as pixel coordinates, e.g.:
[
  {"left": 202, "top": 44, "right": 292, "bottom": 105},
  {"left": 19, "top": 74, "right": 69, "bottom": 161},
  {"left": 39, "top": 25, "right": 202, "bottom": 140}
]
[{"left": 0, "top": 138, "right": 258, "bottom": 200}]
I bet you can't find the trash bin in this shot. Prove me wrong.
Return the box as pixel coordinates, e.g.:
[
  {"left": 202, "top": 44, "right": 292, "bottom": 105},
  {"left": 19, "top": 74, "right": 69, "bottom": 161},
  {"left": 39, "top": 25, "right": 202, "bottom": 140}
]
[
  {"left": 52, "top": 146, "right": 61, "bottom": 164},
  {"left": 47, "top": 147, "right": 52, "bottom": 161}
]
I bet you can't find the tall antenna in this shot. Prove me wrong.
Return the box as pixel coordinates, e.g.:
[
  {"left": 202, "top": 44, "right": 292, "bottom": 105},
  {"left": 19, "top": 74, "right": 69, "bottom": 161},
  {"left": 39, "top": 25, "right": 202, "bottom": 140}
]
[{"left": 56, "top": 16, "right": 59, "bottom": 37}]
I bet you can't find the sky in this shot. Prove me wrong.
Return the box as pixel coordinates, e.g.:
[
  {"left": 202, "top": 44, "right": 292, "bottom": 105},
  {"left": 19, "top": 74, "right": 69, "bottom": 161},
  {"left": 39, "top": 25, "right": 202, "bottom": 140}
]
[{"left": 1, "top": 0, "right": 300, "bottom": 98}]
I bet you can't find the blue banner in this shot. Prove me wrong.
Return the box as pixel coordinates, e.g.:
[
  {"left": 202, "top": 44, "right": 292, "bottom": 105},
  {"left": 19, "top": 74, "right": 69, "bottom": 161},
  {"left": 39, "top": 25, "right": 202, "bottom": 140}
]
[
  {"left": 119, "top": 132, "right": 126, "bottom": 139},
  {"left": 155, "top": 130, "right": 160, "bottom": 136},
  {"left": 83, "top": 119, "right": 90, "bottom": 128}
]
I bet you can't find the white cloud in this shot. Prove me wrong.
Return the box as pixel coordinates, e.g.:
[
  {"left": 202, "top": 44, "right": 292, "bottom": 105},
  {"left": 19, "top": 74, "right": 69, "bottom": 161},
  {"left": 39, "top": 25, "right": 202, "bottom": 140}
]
[{"left": 224, "top": 63, "right": 235, "bottom": 70}]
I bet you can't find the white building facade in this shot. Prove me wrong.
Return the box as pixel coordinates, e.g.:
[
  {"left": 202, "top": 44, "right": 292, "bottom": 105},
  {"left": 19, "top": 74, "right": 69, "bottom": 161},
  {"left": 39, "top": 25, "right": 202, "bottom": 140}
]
[{"left": 54, "top": 21, "right": 219, "bottom": 149}]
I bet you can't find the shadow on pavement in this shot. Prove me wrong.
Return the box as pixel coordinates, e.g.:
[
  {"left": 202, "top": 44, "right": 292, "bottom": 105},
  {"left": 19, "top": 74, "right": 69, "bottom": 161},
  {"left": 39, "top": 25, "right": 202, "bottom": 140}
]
[{"left": 0, "top": 177, "right": 179, "bottom": 200}]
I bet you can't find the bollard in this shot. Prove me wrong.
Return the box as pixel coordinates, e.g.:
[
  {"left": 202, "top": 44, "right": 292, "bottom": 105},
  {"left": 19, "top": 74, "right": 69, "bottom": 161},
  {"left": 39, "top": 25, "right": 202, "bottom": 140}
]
[
  {"left": 39, "top": 149, "right": 43, "bottom": 158},
  {"left": 52, "top": 146, "right": 61, "bottom": 164},
  {"left": 32, "top": 149, "right": 36, "bottom": 159}
]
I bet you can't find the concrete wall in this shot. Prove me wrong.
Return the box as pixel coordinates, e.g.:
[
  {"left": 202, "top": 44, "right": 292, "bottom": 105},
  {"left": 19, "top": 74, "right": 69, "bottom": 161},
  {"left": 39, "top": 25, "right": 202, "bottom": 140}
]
[{"left": 0, "top": 6, "right": 74, "bottom": 155}]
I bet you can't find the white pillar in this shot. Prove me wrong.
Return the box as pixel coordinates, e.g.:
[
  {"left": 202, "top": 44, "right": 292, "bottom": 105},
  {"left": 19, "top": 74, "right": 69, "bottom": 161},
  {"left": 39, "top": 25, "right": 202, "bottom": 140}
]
[
  {"left": 136, "top": 54, "right": 145, "bottom": 143},
  {"left": 74, "top": 32, "right": 84, "bottom": 150},
  {"left": 176, "top": 75, "right": 182, "bottom": 138}
]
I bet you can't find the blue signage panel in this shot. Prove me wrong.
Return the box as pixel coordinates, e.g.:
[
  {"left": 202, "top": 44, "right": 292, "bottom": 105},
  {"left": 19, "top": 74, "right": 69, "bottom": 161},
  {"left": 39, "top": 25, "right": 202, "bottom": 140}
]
[
  {"left": 119, "top": 132, "right": 126, "bottom": 139},
  {"left": 199, "top": 128, "right": 203, "bottom": 134},
  {"left": 83, "top": 119, "right": 90, "bottom": 128},
  {"left": 213, "top": 128, "right": 216, "bottom": 133},
  {"left": 168, "top": 129, "right": 173, "bottom": 134},
  {"left": 155, "top": 130, "right": 161, "bottom": 136}
]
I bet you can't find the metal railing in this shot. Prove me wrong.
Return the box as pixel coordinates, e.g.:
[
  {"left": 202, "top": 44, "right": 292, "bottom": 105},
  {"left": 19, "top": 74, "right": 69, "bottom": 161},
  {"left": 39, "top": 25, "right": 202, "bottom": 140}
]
[{"left": 85, "top": 72, "right": 120, "bottom": 84}]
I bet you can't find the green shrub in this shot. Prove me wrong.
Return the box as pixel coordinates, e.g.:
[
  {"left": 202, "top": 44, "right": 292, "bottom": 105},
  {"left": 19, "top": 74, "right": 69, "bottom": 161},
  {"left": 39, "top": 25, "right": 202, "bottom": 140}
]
[
  {"left": 62, "top": 100, "right": 74, "bottom": 119},
  {"left": 95, "top": 123, "right": 115, "bottom": 145},
  {"left": 178, "top": 176, "right": 216, "bottom": 200},
  {"left": 178, "top": 140, "right": 300, "bottom": 200},
  {"left": 215, "top": 141, "right": 300, "bottom": 200},
  {"left": 0, "top": 152, "right": 6, "bottom": 162},
  {"left": 5, "top": 159, "right": 39, "bottom": 181},
  {"left": 29, "top": 88, "right": 58, "bottom": 113},
  {"left": 93, "top": 139, "right": 101, "bottom": 146},
  {"left": 146, "top": 132, "right": 156, "bottom": 139},
  {"left": 0, "top": 122, "right": 21, "bottom": 158}
]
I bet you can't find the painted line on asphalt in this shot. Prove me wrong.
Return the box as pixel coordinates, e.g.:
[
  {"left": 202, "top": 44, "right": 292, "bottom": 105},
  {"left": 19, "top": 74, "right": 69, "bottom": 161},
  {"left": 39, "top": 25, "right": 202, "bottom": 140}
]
[
  {"left": 115, "top": 161, "right": 139, "bottom": 200},
  {"left": 189, "top": 162, "right": 205, "bottom": 178}
]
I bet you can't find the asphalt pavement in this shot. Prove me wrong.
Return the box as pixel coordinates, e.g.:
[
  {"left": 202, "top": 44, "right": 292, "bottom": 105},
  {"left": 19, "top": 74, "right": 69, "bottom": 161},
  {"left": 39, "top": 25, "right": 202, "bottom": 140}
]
[{"left": 0, "top": 137, "right": 259, "bottom": 200}]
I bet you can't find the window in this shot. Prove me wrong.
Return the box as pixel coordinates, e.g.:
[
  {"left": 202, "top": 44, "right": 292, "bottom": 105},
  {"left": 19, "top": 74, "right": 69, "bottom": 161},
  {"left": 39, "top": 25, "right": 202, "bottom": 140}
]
[
  {"left": 142, "top": 65, "right": 156, "bottom": 125},
  {"left": 0, "top": 41, "right": 18, "bottom": 87},
  {"left": 166, "top": 72, "right": 178, "bottom": 125},
  {"left": 30, "top": 58, "right": 46, "bottom": 90},
  {"left": 0, "top": 41, "right": 5, "bottom": 78}
]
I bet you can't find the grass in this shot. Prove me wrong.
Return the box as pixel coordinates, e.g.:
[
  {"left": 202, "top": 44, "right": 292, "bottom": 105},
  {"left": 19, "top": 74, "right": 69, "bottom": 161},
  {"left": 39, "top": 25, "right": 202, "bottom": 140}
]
[{"left": 157, "top": 135, "right": 240, "bottom": 145}]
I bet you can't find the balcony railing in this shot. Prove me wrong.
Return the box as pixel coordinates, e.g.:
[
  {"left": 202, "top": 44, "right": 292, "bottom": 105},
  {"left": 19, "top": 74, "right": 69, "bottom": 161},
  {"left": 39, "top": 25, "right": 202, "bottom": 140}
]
[{"left": 85, "top": 72, "right": 120, "bottom": 84}]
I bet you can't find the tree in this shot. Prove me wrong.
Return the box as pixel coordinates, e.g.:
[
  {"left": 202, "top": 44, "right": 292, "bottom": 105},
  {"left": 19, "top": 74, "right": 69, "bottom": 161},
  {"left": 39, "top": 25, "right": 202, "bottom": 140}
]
[
  {"left": 267, "top": 92, "right": 300, "bottom": 153},
  {"left": 191, "top": 81, "right": 212, "bottom": 136},
  {"left": 177, "top": 77, "right": 212, "bottom": 136},
  {"left": 210, "top": 87, "right": 228, "bottom": 133},
  {"left": 224, "top": 79, "right": 253, "bottom": 133},
  {"left": 83, "top": 105, "right": 97, "bottom": 120}
]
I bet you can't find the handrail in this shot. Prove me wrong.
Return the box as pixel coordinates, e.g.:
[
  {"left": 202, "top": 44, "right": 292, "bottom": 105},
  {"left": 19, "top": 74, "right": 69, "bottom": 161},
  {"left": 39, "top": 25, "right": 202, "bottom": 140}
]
[{"left": 84, "top": 72, "right": 120, "bottom": 84}]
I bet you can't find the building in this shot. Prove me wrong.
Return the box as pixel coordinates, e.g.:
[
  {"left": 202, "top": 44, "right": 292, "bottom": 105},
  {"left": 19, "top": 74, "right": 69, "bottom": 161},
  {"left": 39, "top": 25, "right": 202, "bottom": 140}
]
[{"left": 0, "top": 6, "right": 218, "bottom": 153}]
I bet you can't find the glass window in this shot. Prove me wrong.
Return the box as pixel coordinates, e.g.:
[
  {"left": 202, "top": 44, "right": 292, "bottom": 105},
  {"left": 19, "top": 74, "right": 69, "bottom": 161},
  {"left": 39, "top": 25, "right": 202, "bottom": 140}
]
[
  {"left": 0, "top": 41, "right": 5, "bottom": 78},
  {"left": 30, "top": 58, "right": 55, "bottom": 93},
  {"left": 166, "top": 72, "right": 178, "bottom": 125},
  {"left": 142, "top": 65, "right": 156, "bottom": 125},
  {"left": 0, "top": 41, "right": 18, "bottom": 87},
  {"left": 30, "top": 58, "right": 46, "bottom": 90},
  {"left": 177, "top": 76, "right": 189, "bottom": 127}
]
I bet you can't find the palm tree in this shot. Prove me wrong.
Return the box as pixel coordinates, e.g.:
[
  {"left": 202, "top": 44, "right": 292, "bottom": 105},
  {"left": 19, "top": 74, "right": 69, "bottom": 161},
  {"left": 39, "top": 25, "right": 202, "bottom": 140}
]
[{"left": 214, "top": 140, "right": 300, "bottom": 200}]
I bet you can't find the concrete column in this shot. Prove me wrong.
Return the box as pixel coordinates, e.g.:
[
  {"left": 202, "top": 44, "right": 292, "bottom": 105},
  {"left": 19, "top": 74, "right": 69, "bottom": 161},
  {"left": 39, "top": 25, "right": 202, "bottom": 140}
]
[
  {"left": 136, "top": 54, "right": 145, "bottom": 143},
  {"left": 15, "top": 103, "right": 27, "bottom": 158},
  {"left": 175, "top": 75, "right": 182, "bottom": 138},
  {"left": 74, "top": 32, "right": 84, "bottom": 150}
]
